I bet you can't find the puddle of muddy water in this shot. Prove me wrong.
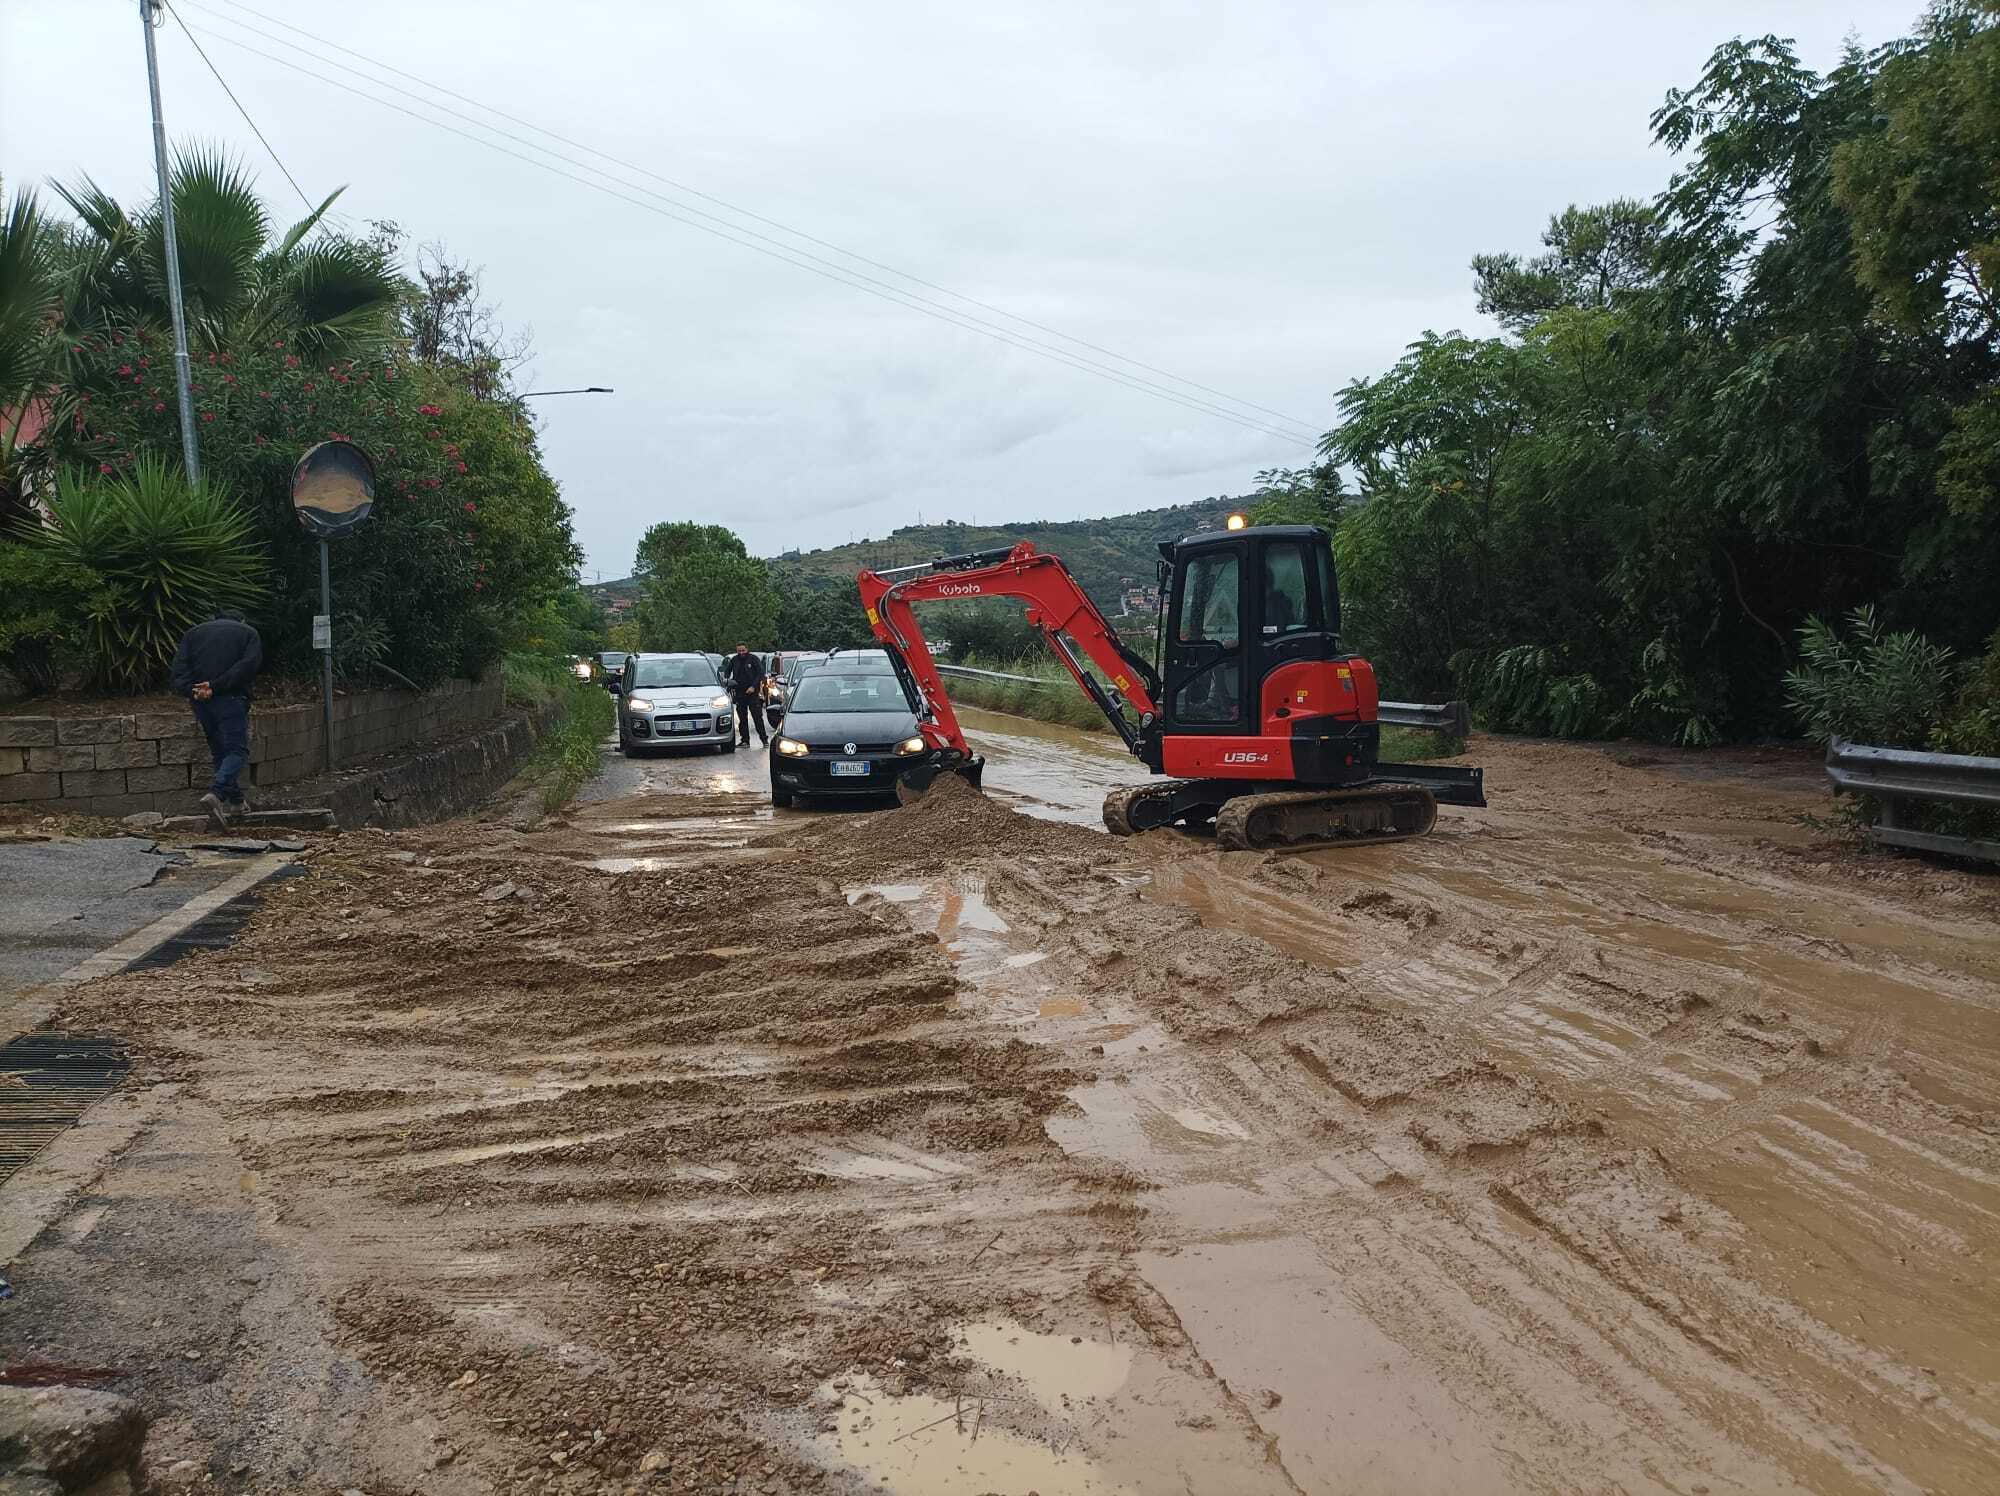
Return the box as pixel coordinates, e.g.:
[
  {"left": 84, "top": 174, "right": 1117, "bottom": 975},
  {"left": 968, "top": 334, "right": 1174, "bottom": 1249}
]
[
  {"left": 821, "top": 1375, "right": 1130, "bottom": 1495},
  {"left": 957, "top": 1321, "right": 1133, "bottom": 1403},
  {"left": 847, "top": 883, "right": 926, "bottom": 905}
]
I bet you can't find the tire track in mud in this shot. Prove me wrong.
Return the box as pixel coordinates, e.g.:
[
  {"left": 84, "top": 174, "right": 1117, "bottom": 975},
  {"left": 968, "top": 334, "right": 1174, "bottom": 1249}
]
[
  {"left": 35, "top": 738, "right": 2000, "bottom": 1493},
  {"left": 52, "top": 811, "right": 1175, "bottom": 1493},
  {"left": 1001, "top": 754, "right": 2000, "bottom": 1494}
]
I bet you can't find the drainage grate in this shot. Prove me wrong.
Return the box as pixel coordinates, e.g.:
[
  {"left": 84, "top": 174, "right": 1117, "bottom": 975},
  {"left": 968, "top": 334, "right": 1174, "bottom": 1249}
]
[{"left": 0, "top": 1033, "right": 132, "bottom": 1182}]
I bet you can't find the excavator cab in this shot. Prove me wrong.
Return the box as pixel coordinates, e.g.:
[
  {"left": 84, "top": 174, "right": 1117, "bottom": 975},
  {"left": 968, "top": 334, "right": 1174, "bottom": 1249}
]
[
  {"left": 1159, "top": 526, "right": 1338, "bottom": 729},
  {"left": 1143, "top": 526, "right": 1380, "bottom": 787}
]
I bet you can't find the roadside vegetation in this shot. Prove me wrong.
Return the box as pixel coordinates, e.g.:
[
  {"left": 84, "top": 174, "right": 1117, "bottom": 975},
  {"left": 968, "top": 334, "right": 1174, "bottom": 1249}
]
[
  {"left": 1, "top": 154, "right": 596, "bottom": 701},
  {"left": 505, "top": 651, "right": 615, "bottom": 812}
]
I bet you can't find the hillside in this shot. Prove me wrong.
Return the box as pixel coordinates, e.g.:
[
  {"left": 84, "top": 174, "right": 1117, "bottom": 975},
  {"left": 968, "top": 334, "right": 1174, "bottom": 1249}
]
[{"left": 584, "top": 495, "right": 1244, "bottom": 615}]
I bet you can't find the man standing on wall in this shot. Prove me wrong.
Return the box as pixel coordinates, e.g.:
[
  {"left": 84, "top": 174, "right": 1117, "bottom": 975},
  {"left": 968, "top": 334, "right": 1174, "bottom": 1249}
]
[
  {"left": 722, "top": 642, "right": 768, "bottom": 748},
  {"left": 169, "top": 609, "right": 263, "bottom": 828}
]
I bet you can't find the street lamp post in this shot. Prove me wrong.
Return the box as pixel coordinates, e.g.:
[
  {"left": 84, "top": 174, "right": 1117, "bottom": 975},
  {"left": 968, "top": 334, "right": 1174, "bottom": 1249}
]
[{"left": 520, "top": 386, "right": 614, "bottom": 398}]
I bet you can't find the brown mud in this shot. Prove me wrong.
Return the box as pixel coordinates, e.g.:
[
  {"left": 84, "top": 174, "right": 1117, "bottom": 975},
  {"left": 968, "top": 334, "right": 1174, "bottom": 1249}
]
[{"left": 19, "top": 725, "right": 2000, "bottom": 1493}]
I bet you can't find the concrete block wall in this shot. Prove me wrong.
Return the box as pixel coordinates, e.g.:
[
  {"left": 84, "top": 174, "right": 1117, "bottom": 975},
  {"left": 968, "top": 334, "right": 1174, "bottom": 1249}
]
[{"left": 0, "top": 675, "right": 505, "bottom": 816}]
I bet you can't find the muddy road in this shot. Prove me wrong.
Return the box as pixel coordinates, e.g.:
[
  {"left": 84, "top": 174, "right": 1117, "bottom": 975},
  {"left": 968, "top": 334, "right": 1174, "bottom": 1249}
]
[{"left": 16, "top": 711, "right": 2000, "bottom": 1493}]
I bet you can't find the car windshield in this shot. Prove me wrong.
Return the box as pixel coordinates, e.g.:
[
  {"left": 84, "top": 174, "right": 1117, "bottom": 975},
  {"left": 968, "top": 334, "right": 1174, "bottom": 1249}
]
[
  {"left": 821, "top": 652, "right": 894, "bottom": 674},
  {"left": 789, "top": 674, "right": 909, "bottom": 713},
  {"left": 782, "top": 654, "right": 828, "bottom": 682},
  {"left": 626, "top": 658, "right": 716, "bottom": 689}
]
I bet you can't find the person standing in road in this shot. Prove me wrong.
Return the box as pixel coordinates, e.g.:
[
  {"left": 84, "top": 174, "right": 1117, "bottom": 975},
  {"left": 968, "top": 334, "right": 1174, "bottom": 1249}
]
[
  {"left": 723, "top": 642, "right": 768, "bottom": 748},
  {"left": 168, "top": 609, "right": 263, "bottom": 827}
]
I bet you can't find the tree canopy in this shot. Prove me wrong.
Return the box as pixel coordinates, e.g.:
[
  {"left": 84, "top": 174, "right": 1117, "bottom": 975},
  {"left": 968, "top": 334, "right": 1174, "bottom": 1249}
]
[{"left": 1315, "top": 3, "right": 2000, "bottom": 744}]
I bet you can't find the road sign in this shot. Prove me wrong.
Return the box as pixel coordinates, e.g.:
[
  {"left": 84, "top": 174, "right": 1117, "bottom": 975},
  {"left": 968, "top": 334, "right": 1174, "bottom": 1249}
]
[
  {"left": 312, "top": 614, "right": 332, "bottom": 651},
  {"left": 292, "top": 440, "right": 375, "bottom": 539}
]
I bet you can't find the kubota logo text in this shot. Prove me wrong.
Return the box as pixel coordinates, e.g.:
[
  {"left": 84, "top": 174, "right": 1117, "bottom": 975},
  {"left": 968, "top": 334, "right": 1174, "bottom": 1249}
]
[
  {"left": 1221, "top": 751, "right": 1270, "bottom": 764},
  {"left": 937, "top": 582, "right": 982, "bottom": 596}
]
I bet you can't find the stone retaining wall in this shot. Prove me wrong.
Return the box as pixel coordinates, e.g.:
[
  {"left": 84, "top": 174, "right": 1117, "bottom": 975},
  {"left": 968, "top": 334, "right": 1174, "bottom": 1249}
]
[{"left": 0, "top": 676, "right": 505, "bottom": 816}]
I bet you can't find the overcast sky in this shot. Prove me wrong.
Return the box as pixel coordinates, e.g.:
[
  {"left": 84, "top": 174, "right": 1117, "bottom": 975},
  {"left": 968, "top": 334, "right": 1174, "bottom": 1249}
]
[{"left": 4, "top": 0, "right": 1920, "bottom": 578}]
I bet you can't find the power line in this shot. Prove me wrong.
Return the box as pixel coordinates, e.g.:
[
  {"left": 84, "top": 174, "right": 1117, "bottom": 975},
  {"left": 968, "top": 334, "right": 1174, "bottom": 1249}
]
[
  {"left": 181, "top": 0, "right": 1323, "bottom": 444},
  {"left": 161, "top": 0, "right": 314, "bottom": 213},
  {"left": 177, "top": 21, "right": 1317, "bottom": 445}
]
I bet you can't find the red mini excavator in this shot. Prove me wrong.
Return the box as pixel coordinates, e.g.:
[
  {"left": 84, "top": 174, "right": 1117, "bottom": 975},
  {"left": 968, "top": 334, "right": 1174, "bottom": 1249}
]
[{"left": 857, "top": 523, "right": 1485, "bottom": 851}]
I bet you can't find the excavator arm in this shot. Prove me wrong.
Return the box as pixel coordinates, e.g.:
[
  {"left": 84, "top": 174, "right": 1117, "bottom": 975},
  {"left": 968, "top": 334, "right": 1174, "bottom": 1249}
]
[{"left": 859, "top": 543, "right": 1160, "bottom": 760}]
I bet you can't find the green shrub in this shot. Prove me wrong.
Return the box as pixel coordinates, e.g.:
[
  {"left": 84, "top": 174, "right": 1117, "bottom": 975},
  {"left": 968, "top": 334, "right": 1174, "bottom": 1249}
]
[
  {"left": 1784, "top": 606, "right": 1954, "bottom": 749},
  {"left": 534, "top": 677, "right": 614, "bottom": 812},
  {"left": 1934, "top": 628, "right": 2000, "bottom": 759},
  {"left": 502, "top": 649, "right": 572, "bottom": 708},
  {"left": 0, "top": 540, "right": 108, "bottom": 694},
  {"left": 27, "top": 457, "right": 264, "bottom": 690},
  {"left": 1455, "top": 644, "right": 1610, "bottom": 737}
]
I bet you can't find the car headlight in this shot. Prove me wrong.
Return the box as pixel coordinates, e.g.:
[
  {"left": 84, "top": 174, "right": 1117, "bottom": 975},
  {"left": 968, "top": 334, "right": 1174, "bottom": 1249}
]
[
  {"left": 711, "top": 694, "right": 732, "bottom": 710},
  {"left": 775, "top": 737, "right": 809, "bottom": 757},
  {"left": 626, "top": 698, "right": 653, "bottom": 713},
  {"left": 896, "top": 736, "right": 927, "bottom": 755}
]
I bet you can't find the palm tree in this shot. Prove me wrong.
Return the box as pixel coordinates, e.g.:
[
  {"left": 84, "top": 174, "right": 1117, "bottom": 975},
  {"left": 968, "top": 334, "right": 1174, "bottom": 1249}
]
[
  {"left": 0, "top": 181, "right": 63, "bottom": 523},
  {"left": 53, "top": 146, "right": 401, "bottom": 358}
]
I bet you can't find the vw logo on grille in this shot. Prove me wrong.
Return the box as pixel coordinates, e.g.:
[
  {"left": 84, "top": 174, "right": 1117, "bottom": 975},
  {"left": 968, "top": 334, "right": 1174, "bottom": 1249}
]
[{"left": 844, "top": 742, "right": 858, "bottom": 755}]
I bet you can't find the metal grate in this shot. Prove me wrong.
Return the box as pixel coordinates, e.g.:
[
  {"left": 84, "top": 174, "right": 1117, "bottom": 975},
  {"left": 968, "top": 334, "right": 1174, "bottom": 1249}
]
[{"left": 0, "top": 1033, "right": 132, "bottom": 1182}]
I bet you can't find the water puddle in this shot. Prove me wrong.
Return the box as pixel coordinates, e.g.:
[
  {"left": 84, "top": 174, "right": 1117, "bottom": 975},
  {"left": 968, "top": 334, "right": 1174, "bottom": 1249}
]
[
  {"left": 848, "top": 883, "right": 927, "bottom": 905},
  {"left": 814, "top": 1146, "right": 970, "bottom": 1184},
  {"left": 957, "top": 1321, "right": 1133, "bottom": 1403},
  {"left": 1038, "top": 997, "right": 1086, "bottom": 1019},
  {"left": 821, "top": 1374, "right": 1131, "bottom": 1494},
  {"left": 940, "top": 884, "right": 1011, "bottom": 936}
]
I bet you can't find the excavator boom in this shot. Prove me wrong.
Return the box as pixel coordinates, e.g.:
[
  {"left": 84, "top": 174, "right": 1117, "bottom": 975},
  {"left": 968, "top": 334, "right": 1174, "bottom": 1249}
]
[{"left": 859, "top": 543, "right": 1159, "bottom": 760}]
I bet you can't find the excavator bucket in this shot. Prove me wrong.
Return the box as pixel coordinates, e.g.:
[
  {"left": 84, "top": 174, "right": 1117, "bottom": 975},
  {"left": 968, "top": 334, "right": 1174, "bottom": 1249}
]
[{"left": 895, "top": 755, "right": 985, "bottom": 804}]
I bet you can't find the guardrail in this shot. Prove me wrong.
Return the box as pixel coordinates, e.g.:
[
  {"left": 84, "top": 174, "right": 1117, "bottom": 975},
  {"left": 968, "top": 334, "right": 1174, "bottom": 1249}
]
[
  {"left": 1824, "top": 736, "right": 2000, "bottom": 864},
  {"left": 934, "top": 663, "right": 1470, "bottom": 736}
]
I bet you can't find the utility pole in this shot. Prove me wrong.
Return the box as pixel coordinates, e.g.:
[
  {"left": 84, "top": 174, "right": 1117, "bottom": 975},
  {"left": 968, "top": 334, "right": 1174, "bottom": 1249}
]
[{"left": 140, "top": 0, "right": 201, "bottom": 483}]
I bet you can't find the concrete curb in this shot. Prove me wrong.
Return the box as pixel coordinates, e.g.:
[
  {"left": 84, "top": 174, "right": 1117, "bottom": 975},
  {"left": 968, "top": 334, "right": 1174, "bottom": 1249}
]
[{"left": 54, "top": 853, "right": 297, "bottom": 986}]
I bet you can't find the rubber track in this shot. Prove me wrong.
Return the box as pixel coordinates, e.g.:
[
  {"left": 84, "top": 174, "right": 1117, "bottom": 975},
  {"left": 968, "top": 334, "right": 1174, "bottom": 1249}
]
[{"left": 1214, "top": 785, "right": 1437, "bottom": 851}]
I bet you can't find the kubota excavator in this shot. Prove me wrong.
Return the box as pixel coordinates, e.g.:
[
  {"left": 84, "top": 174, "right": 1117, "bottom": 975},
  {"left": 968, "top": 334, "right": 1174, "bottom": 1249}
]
[{"left": 857, "top": 523, "right": 1485, "bottom": 851}]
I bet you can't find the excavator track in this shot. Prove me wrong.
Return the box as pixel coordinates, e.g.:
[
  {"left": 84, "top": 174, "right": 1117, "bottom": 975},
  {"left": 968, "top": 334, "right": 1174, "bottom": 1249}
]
[
  {"left": 1213, "top": 784, "right": 1437, "bottom": 851},
  {"left": 1103, "top": 781, "right": 1198, "bottom": 836}
]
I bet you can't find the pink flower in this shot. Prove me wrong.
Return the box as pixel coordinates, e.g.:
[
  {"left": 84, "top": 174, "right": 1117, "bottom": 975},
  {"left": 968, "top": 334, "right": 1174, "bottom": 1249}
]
[
  {"left": 426, "top": 478, "right": 440, "bottom": 489},
  {"left": 455, "top": 461, "right": 467, "bottom": 473},
  {"left": 302, "top": 381, "right": 316, "bottom": 393},
  {"left": 152, "top": 401, "right": 166, "bottom": 413},
  {"left": 201, "top": 411, "right": 215, "bottom": 423},
  {"left": 462, "top": 501, "right": 476, "bottom": 512},
  {"left": 117, "top": 364, "right": 132, "bottom": 376},
  {"left": 284, "top": 355, "right": 300, "bottom": 369},
  {"left": 98, "top": 462, "right": 113, "bottom": 474},
  {"left": 254, "top": 434, "right": 267, "bottom": 446},
  {"left": 418, "top": 403, "right": 442, "bottom": 417},
  {"left": 138, "top": 357, "right": 150, "bottom": 368}
]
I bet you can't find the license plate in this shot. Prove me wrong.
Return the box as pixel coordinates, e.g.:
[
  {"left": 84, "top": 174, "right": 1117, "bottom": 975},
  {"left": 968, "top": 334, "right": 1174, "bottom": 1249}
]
[
  {"left": 670, "top": 720, "right": 698, "bottom": 733},
  {"left": 830, "top": 760, "right": 872, "bottom": 777}
]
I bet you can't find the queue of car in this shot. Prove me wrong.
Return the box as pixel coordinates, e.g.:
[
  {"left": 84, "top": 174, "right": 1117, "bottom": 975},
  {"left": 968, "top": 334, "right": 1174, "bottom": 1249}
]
[{"left": 600, "top": 643, "right": 946, "bottom": 808}]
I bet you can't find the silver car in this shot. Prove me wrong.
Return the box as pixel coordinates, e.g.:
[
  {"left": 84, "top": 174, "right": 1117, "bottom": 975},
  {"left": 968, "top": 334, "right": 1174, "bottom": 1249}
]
[{"left": 617, "top": 653, "right": 736, "bottom": 756}]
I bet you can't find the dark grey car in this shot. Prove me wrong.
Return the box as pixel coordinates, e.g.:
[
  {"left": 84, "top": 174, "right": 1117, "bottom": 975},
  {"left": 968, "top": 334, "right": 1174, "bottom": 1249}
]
[{"left": 768, "top": 670, "right": 934, "bottom": 807}]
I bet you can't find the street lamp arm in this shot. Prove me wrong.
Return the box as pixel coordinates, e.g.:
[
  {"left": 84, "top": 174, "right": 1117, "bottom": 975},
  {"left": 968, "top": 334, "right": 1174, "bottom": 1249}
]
[{"left": 520, "top": 386, "right": 614, "bottom": 397}]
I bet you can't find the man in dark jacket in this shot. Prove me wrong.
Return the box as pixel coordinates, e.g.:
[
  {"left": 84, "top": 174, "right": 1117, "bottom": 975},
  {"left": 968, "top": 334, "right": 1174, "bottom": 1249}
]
[
  {"left": 169, "top": 610, "right": 263, "bottom": 827},
  {"left": 721, "top": 642, "right": 767, "bottom": 748}
]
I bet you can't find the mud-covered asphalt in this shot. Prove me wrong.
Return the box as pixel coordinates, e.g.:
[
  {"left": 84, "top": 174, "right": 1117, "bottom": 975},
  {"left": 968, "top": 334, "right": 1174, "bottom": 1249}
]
[{"left": 14, "top": 709, "right": 2000, "bottom": 1494}]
